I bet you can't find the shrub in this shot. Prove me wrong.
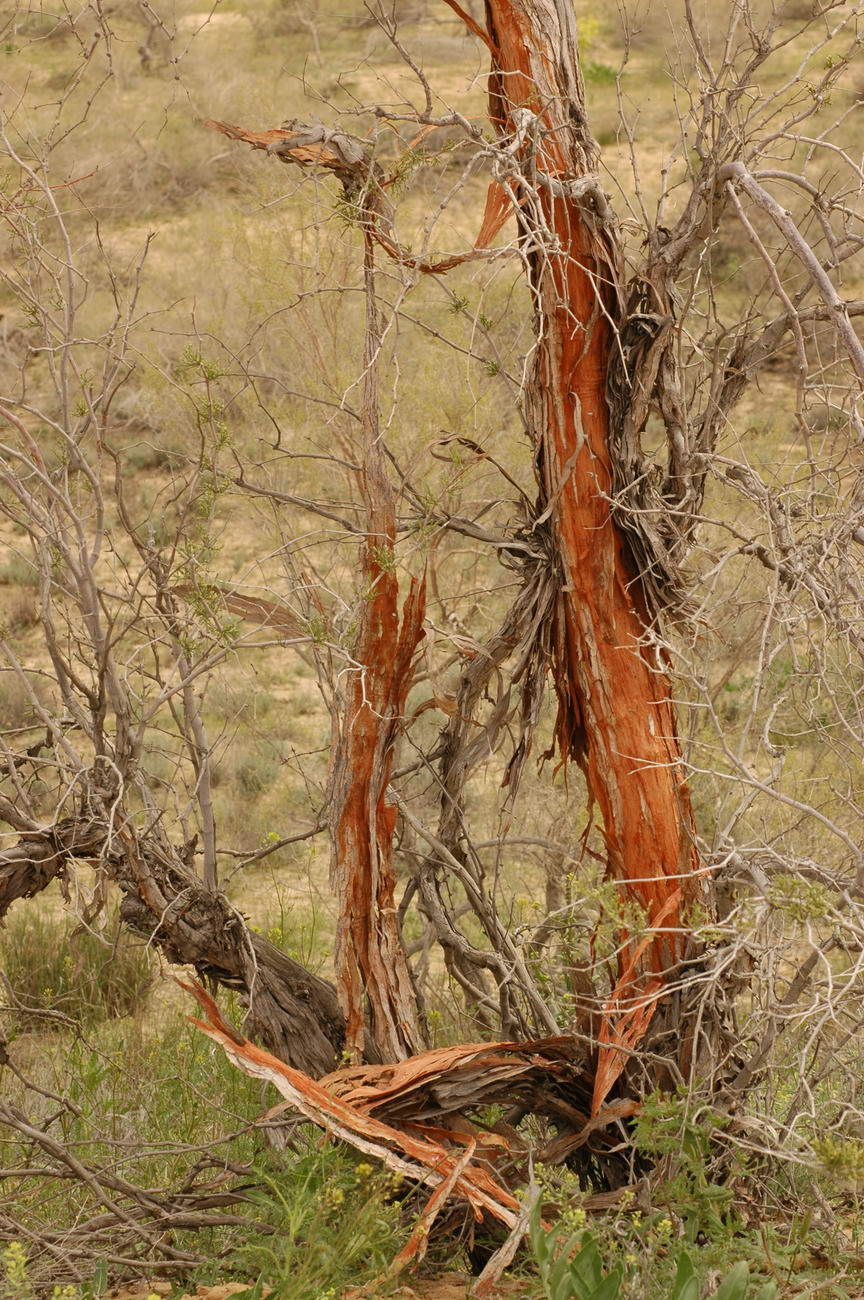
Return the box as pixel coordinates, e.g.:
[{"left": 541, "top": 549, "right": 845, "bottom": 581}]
[
  {"left": 528, "top": 1199, "right": 779, "bottom": 1300},
  {"left": 230, "top": 1140, "right": 403, "bottom": 1299},
  {"left": 0, "top": 910, "right": 154, "bottom": 1033},
  {"left": 0, "top": 553, "right": 39, "bottom": 587},
  {"left": 236, "top": 751, "right": 280, "bottom": 798},
  {"left": 2, "top": 591, "right": 39, "bottom": 634},
  {"left": 0, "top": 673, "right": 42, "bottom": 730}
]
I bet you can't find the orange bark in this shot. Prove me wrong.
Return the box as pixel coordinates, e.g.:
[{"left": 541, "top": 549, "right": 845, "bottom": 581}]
[
  {"left": 328, "top": 228, "right": 427, "bottom": 1064},
  {"left": 329, "top": 553, "right": 426, "bottom": 1062},
  {"left": 182, "top": 980, "right": 520, "bottom": 1234},
  {"left": 480, "top": 0, "right": 700, "bottom": 1109}
]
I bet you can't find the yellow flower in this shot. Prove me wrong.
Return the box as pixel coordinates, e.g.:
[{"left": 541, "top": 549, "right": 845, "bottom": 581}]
[{"left": 2, "top": 1241, "right": 29, "bottom": 1289}]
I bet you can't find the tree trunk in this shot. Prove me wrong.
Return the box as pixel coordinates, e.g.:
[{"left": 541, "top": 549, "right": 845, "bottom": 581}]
[
  {"left": 328, "top": 233, "right": 427, "bottom": 1062},
  {"left": 482, "top": 0, "right": 701, "bottom": 1110}
]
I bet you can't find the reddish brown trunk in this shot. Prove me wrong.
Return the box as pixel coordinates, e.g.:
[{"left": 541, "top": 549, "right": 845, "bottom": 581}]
[
  {"left": 482, "top": 0, "right": 700, "bottom": 1108},
  {"left": 328, "top": 235, "right": 427, "bottom": 1063},
  {"left": 329, "top": 556, "right": 426, "bottom": 1062}
]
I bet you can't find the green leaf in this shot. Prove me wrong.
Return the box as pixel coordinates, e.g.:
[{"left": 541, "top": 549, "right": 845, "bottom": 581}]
[
  {"left": 712, "top": 1261, "right": 751, "bottom": 1300},
  {"left": 570, "top": 1234, "right": 603, "bottom": 1291},
  {"left": 592, "top": 1265, "right": 624, "bottom": 1300},
  {"left": 670, "top": 1249, "right": 700, "bottom": 1300},
  {"left": 548, "top": 1229, "right": 589, "bottom": 1297}
]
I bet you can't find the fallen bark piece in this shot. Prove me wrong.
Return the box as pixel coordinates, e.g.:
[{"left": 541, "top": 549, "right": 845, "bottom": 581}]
[
  {"left": 320, "top": 1036, "right": 593, "bottom": 1125},
  {"left": 181, "top": 980, "right": 521, "bottom": 1235}
]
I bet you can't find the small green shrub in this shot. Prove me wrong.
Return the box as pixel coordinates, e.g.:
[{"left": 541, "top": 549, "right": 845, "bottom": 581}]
[
  {"left": 0, "top": 553, "right": 39, "bottom": 587},
  {"left": 236, "top": 751, "right": 280, "bottom": 797},
  {"left": 228, "top": 1141, "right": 404, "bottom": 1299},
  {"left": 584, "top": 61, "right": 617, "bottom": 85},
  {"left": 529, "top": 1201, "right": 778, "bottom": 1300},
  {"left": 0, "top": 910, "right": 153, "bottom": 1032}
]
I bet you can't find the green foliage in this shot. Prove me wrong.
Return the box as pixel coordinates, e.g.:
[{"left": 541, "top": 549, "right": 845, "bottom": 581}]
[
  {"left": 813, "top": 1136, "right": 864, "bottom": 1193},
  {"left": 530, "top": 1210, "right": 624, "bottom": 1300},
  {"left": 0, "top": 1008, "right": 264, "bottom": 1292},
  {"left": 1, "top": 1240, "right": 113, "bottom": 1299},
  {"left": 632, "top": 1092, "right": 735, "bottom": 1237},
  {"left": 372, "top": 543, "right": 398, "bottom": 572},
  {"left": 584, "top": 62, "right": 618, "bottom": 85},
  {"left": 226, "top": 1143, "right": 404, "bottom": 1299},
  {"left": 767, "top": 875, "right": 832, "bottom": 922},
  {"left": 528, "top": 1198, "right": 778, "bottom": 1300},
  {"left": 577, "top": 14, "right": 617, "bottom": 84},
  {"left": 236, "top": 749, "right": 281, "bottom": 797},
  {"left": 0, "top": 909, "right": 153, "bottom": 1032}
]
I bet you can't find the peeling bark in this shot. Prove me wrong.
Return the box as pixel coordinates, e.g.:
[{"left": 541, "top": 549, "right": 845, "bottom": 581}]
[
  {"left": 329, "top": 229, "right": 428, "bottom": 1062},
  {"left": 329, "top": 561, "right": 427, "bottom": 1062},
  {"left": 206, "top": 118, "right": 429, "bottom": 1063},
  {"left": 481, "top": 0, "right": 702, "bottom": 1109}
]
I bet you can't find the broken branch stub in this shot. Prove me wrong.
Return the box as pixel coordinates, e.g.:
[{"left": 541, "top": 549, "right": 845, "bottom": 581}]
[{"left": 205, "top": 119, "right": 512, "bottom": 276}]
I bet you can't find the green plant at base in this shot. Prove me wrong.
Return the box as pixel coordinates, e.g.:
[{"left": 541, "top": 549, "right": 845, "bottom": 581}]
[
  {"left": 632, "top": 1092, "right": 735, "bottom": 1239},
  {"left": 530, "top": 1210, "right": 623, "bottom": 1300},
  {"left": 668, "top": 1253, "right": 777, "bottom": 1300},
  {"left": 529, "top": 1199, "right": 779, "bottom": 1300},
  {"left": 225, "top": 1142, "right": 403, "bottom": 1299}
]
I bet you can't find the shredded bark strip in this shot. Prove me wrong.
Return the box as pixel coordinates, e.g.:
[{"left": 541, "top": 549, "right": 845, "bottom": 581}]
[{"left": 182, "top": 980, "right": 639, "bottom": 1270}]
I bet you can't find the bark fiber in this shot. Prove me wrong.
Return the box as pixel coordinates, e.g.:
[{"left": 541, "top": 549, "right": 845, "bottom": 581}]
[{"left": 483, "top": 0, "right": 700, "bottom": 1108}]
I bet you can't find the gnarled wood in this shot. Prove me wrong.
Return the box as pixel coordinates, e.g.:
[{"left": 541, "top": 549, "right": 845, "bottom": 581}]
[{"left": 0, "top": 806, "right": 350, "bottom": 1077}]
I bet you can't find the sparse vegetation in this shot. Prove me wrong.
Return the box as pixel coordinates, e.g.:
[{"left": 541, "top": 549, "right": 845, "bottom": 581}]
[
  {"left": 1, "top": 0, "right": 863, "bottom": 1294},
  {"left": 0, "top": 910, "right": 153, "bottom": 1033}
]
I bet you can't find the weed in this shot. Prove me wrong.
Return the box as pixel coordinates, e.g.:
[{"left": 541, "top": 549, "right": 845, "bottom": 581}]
[
  {"left": 584, "top": 62, "right": 617, "bottom": 85},
  {"left": 528, "top": 1195, "right": 778, "bottom": 1300},
  {"left": 227, "top": 1140, "right": 403, "bottom": 1299},
  {"left": 632, "top": 1092, "right": 734, "bottom": 1237},
  {"left": 0, "top": 910, "right": 153, "bottom": 1033}
]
